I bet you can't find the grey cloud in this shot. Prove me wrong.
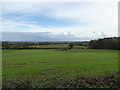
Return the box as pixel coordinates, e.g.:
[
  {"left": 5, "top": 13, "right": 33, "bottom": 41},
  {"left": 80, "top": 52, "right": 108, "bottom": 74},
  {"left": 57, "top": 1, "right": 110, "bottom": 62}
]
[{"left": 2, "top": 32, "right": 90, "bottom": 41}]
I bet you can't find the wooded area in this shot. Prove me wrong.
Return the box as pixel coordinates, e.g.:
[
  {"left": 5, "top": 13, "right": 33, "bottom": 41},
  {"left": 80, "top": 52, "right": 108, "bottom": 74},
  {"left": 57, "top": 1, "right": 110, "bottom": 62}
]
[{"left": 89, "top": 37, "right": 120, "bottom": 50}]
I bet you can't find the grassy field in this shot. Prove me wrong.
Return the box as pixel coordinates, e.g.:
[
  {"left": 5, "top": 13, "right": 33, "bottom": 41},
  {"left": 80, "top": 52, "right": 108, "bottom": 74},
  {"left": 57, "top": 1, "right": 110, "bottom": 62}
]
[
  {"left": 2, "top": 49, "right": 118, "bottom": 80},
  {"left": 29, "top": 44, "right": 87, "bottom": 49},
  {"left": 29, "top": 44, "right": 68, "bottom": 48}
]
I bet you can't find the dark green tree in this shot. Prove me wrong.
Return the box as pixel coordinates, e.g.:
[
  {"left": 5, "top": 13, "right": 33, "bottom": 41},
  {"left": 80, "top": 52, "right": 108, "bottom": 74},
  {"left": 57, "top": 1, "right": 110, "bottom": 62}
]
[
  {"left": 68, "top": 43, "right": 75, "bottom": 49},
  {"left": 89, "top": 37, "right": 120, "bottom": 50}
]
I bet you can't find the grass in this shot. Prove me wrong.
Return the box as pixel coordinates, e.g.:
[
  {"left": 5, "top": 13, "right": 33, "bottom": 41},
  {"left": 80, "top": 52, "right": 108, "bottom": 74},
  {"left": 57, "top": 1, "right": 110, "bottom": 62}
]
[
  {"left": 29, "top": 44, "right": 68, "bottom": 48},
  {"left": 2, "top": 49, "right": 118, "bottom": 80},
  {"left": 29, "top": 44, "right": 87, "bottom": 49}
]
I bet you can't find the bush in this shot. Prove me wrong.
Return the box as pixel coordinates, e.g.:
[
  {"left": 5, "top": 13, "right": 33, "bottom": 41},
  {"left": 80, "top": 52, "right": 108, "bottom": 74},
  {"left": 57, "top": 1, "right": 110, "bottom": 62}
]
[{"left": 2, "top": 72, "right": 119, "bottom": 89}]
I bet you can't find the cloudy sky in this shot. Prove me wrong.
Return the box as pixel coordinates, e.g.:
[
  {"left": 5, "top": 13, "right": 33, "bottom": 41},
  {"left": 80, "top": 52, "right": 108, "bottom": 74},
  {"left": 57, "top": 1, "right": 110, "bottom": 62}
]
[{"left": 1, "top": 0, "right": 118, "bottom": 41}]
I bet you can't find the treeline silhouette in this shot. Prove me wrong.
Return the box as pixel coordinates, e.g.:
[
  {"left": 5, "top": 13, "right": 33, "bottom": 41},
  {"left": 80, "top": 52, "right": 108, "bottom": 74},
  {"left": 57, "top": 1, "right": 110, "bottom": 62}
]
[
  {"left": 89, "top": 37, "right": 120, "bottom": 50},
  {"left": 2, "top": 37, "right": 119, "bottom": 50},
  {"left": 1, "top": 41, "right": 88, "bottom": 49}
]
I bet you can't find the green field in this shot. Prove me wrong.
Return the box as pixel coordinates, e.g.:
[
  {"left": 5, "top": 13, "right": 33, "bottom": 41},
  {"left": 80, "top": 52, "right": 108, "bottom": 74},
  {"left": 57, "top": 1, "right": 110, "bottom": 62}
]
[
  {"left": 29, "top": 44, "right": 87, "bottom": 49},
  {"left": 29, "top": 44, "right": 68, "bottom": 48},
  {"left": 2, "top": 49, "right": 118, "bottom": 80}
]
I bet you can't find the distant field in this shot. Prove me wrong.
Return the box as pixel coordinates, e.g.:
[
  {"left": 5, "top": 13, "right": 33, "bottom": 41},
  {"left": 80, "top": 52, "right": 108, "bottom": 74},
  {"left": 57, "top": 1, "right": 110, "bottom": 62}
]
[
  {"left": 29, "top": 44, "right": 87, "bottom": 49},
  {"left": 2, "top": 49, "right": 118, "bottom": 80}
]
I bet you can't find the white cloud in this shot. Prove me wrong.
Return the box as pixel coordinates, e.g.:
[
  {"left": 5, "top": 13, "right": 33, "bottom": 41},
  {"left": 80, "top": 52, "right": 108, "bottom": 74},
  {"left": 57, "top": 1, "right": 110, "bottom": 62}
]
[
  {"left": 1, "top": 2, "right": 118, "bottom": 41},
  {"left": 2, "top": 32, "right": 90, "bottom": 41},
  {"left": 2, "top": 0, "right": 119, "bottom": 2},
  {"left": 2, "top": 19, "right": 117, "bottom": 40}
]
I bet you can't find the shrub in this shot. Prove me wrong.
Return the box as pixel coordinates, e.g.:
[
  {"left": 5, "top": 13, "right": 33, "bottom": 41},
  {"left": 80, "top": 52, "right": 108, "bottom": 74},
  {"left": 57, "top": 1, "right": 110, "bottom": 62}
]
[{"left": 2, "top": 72, "right": 119, "bottom": 89}]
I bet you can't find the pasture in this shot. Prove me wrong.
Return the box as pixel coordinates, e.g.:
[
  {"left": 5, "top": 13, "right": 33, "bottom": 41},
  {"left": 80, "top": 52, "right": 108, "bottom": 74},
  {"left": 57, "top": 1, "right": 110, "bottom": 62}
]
[
  {"left": 2, "top": 49, "right": 118, "bottom": 80},
  {"left": 28, "top": 44, "right": 87, "bottom": 49}
]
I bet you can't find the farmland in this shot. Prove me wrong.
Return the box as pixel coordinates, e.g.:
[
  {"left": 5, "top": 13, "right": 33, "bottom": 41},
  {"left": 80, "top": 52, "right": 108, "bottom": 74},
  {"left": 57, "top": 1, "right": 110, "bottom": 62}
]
[{"left": 3, "top": 49, "right": 118, "bottom": 80}]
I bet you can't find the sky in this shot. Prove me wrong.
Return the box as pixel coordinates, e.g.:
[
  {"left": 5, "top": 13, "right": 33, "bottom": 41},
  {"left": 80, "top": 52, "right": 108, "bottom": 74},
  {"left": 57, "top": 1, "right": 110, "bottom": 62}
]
[{"left": 1, "top": 0, "right": 118, "bottom": 41}]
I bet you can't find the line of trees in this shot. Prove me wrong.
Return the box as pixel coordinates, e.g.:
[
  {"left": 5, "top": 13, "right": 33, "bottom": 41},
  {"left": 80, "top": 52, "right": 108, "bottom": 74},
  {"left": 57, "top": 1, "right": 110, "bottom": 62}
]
[
  {"left": 1, "top": 41, "right": 88, "bottom": 49},
  {"left": 89, "top": 37, "right": 120, "bottom": 50},
  {"left": 2, "top": 37, "right": 119, "bottom": 50}
]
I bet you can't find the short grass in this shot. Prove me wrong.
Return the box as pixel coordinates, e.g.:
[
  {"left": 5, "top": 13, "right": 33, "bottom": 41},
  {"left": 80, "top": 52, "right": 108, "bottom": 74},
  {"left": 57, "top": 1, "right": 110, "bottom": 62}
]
[{"left": 2, "top": 49, "right": 118, "bottom": 80}]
